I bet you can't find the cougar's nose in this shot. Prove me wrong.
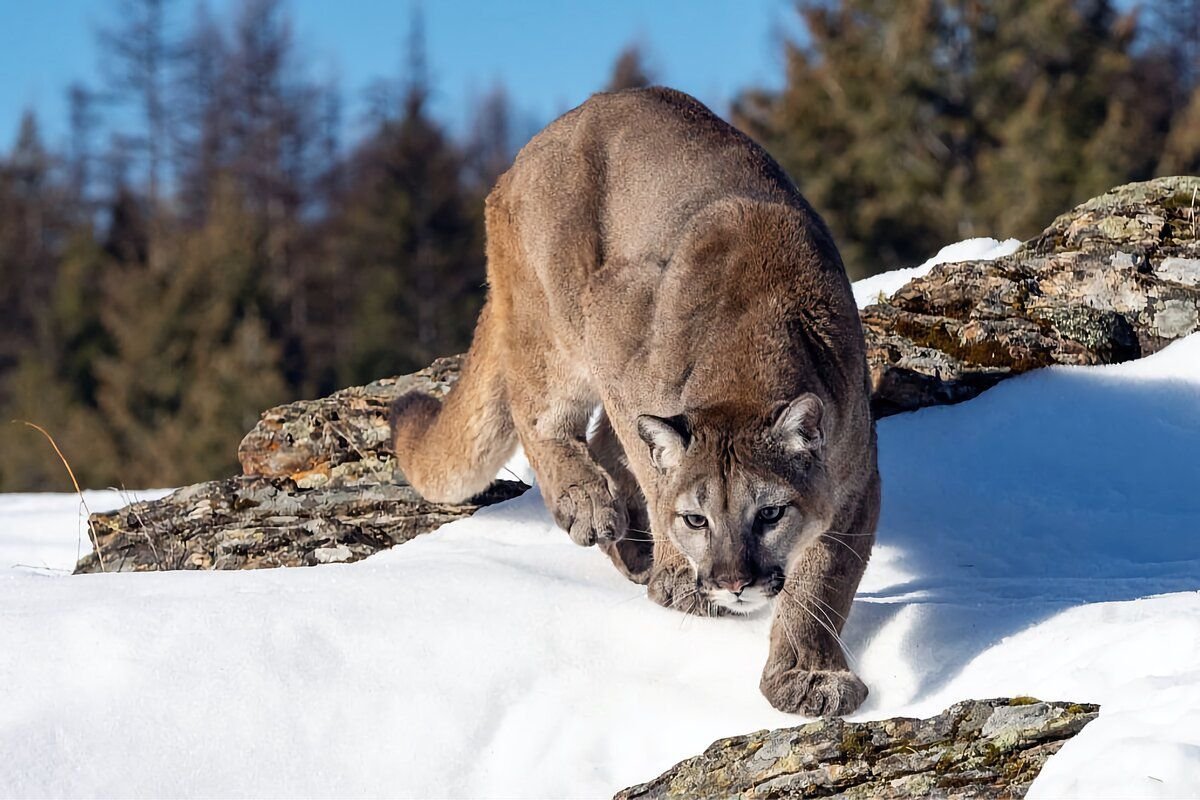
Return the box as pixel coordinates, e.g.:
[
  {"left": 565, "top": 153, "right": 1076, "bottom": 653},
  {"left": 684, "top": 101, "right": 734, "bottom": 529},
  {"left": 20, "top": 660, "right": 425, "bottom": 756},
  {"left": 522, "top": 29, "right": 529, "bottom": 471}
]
[{"left": 716, "top": 576, "right": 748, "bottom": 594}]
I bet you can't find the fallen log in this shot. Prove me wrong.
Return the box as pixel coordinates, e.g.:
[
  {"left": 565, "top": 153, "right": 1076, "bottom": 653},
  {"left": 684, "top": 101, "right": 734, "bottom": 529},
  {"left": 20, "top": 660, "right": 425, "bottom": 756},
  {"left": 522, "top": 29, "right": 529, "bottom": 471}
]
[{"left": 615, "top": 698, "right": 1099, "bottom": 800}]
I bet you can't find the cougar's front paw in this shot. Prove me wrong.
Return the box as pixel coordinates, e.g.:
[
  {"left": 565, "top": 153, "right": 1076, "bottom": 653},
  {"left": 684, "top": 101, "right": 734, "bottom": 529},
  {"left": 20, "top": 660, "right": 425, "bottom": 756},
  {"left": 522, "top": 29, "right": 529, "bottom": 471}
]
[
  {"left": 554, "top": 482, "right": 625, "bottom": 547},
  {"left": 647, "top": 563, "right": 726, "bottom": 617},
  {"left": 759, "top": 666, "right": 867, "bottom": 717}
]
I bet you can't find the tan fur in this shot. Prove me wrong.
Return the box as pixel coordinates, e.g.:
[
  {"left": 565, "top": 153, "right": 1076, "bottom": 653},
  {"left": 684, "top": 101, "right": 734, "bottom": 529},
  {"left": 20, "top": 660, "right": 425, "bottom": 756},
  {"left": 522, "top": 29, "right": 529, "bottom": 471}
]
[{"left": 391, "top": 88, "right": 880, "bottom": 716}]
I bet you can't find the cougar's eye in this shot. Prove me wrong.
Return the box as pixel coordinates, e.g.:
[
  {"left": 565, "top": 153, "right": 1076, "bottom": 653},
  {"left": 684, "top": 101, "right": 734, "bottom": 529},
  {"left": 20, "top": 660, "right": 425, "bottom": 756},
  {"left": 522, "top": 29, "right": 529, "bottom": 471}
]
[
  {"left": 682, "top": 514, "right": 708, "bottom": 530},
  {"left": 758, "top": 505, "right": 786, "bottom": 524}
]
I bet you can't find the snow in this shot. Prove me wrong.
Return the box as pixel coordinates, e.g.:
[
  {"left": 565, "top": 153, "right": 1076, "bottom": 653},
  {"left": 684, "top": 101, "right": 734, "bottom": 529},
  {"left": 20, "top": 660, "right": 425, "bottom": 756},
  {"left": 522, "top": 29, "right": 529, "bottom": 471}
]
[
  {"left": 852, "top": 236, "right": 1021, "bottom": 308},
  {"left": 1, "top": 255, "right": 1198, "bottom": 798},
  {"left": 0, "top": 489, "right": 171, "bottom": 577}
]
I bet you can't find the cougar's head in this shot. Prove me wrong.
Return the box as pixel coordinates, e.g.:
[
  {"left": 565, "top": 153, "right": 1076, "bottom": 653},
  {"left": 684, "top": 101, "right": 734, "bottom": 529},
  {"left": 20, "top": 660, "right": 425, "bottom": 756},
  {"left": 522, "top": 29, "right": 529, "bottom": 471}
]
[{"left": 637, "top": 395, "right": 834, "bottom": 614}]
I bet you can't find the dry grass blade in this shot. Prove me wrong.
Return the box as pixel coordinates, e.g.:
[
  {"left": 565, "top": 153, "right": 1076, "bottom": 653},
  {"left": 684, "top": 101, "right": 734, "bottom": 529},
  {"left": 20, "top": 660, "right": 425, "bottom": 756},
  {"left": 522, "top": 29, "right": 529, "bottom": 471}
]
[
  {"left": 16, "top": 420, "right": 106, "bottom": 573},
  {"left": 1191, "top": 187, "right": 1197, "bottom": 239},
  {"left": 115, "top": 485, "right": 164, "bottom": 570}
]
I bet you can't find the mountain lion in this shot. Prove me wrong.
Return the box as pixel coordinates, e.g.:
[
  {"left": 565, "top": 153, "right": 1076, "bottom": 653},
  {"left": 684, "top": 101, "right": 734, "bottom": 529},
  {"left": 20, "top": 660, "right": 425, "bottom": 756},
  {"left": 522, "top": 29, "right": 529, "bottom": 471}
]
[{"left": 390, "top": 87, "right": 879, "bottom": 716}]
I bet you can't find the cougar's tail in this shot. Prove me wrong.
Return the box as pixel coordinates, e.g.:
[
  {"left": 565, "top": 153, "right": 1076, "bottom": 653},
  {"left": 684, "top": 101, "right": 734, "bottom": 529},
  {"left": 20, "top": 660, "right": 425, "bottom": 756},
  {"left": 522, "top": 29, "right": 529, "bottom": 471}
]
[{"left": 390, "top": 301, "right": 517, "bottom": 503}]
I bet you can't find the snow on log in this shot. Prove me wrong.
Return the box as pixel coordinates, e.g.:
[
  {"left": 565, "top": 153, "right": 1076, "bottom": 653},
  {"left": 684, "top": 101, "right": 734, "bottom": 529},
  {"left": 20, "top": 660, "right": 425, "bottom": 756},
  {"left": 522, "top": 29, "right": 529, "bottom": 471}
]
[{"left": 864, "top": 176, "right": 1200, "bottom": 415}]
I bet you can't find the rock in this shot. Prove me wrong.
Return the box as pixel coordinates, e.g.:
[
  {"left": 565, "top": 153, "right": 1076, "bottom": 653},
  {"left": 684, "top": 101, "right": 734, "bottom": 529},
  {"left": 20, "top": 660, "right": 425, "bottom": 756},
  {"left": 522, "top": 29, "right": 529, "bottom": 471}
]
[
  {"left": 614, "top": 698, "right": 1099, "bottom": 800},
  {"left": 865, "top": 176, "right": 1200, "bottom": 416},
  {"left": 237, "top": 355, "right": 464, "bottom": 481},
  {"left": 74, "top": 355, "right": 530, "bottom": 574},
  {"left": 75, "top": 475, "right": 526, "bottom": 573},
  {"left": 77, "top": 177, "right": 1199, "bottom": 573}
]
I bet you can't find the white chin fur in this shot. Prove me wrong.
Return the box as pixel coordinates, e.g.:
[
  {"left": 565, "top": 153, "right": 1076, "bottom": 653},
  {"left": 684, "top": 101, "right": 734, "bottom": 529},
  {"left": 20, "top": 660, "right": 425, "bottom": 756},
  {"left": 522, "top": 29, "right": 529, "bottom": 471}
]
[{"left": 710, "top": 586, "right": 772, "bottom": 614}]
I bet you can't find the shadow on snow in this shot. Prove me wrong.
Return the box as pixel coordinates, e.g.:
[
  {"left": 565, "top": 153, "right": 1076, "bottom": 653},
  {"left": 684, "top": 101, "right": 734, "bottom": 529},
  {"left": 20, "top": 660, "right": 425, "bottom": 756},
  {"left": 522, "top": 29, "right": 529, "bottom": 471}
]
[{"left": 844, "top": 363, "right": 1200, "bottom": 707}]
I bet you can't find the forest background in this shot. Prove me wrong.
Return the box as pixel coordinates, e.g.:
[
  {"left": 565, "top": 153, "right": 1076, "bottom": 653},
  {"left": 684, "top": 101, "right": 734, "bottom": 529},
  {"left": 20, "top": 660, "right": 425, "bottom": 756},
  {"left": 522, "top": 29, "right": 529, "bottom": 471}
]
[{"left": 1, "top": 0, "right": 1196, "bottom": 490}]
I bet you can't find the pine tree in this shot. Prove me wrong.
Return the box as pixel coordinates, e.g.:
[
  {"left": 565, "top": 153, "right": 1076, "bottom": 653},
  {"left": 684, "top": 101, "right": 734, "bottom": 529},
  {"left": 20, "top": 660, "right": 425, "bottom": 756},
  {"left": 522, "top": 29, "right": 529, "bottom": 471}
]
[
  {"left": 464, "top": 83, "right": 517, "bottom": 194},
  {"left": 734, "top": 0, "right": 1180, "bottom": 277},
  {"left": 0, "top": 223, "right": 118, "bottom": 491},
  {"left": 331, "top": 65, "right": 485, "bottom": 385},
  {"left": 606, "top": 43, "right": 655, "bottom": 91},
  {"left": 90, "top": 181, "right": 287, "bottom": 487},
  {"left": 222, "top": 0, "right": 336, "bottom": 388},
  {"left": 1160, "top": 86, "right": 1200, "bottom": 176},
  {"left": 1150, "top": 0, "right": 1200, "bottom": 176},
  {"left": 0, "top": 358, "right": 120, "bottom": 492},
  {"left": 99, "top": 0, "right": 173, "bottom": 214},
  {"left": 174, "top": 1, "right": 230, "bottom": 226},
  {"left": 0, "top": 113, "right": 63, "bottom": 375},
  {"left": 66, "top": 83, "right": 99, "bottom": 212}
]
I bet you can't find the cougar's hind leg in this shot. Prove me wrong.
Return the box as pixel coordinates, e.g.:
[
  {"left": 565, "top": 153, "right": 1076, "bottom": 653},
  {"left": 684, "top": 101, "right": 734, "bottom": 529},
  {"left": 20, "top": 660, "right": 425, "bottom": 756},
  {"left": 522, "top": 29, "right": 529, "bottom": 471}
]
[{"left": 590, "top": 410, "right": 653, "bottom": 584}]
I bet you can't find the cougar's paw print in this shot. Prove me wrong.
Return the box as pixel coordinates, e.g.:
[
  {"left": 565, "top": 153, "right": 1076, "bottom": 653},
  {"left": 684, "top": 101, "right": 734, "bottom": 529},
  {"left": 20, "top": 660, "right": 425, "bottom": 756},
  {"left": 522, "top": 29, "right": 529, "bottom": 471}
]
[
  {"left": 760, "top": 667, "right": 868, "bottom": 717},
  {"left": 554, "top": 482, "right": 625, "bottom": 547}
]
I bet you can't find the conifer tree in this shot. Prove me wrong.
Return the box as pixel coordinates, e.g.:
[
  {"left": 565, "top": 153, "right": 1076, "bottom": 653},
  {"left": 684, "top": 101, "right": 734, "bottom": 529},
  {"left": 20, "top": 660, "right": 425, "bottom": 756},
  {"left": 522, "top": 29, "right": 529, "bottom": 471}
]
[
  {"left": 4, "top": 0, "right": 1192, "bottom": 492},
  {"left": 332, "top": 82, "right": 484, "bottom": 385},
  {"left": 734, "top": 0, "right": 1177, "bottom": 277},
  {"left": 606, "top": 43, "right": 655, "bottom": 91},
  {"left": 0, "top": 114, "right": 62, "bottom": 374},
  {"left": 174, "top": 1, "right": 230, "bottom": 226},
  {"left": 328, "top": 17, "right": 485, "bottom": 387},
  {"left": 464, "top": 83, "right": 517, "bottom": 194},
  {"left": 99, "top": 0, "right": 173, "bottom": 213},
  {"left": 1160, "top": 87, "right": 1200, "bottom": 176},
  {"left": 90, "top": 181, "right": 287, "bottom": 486},
  {"left": 0, "top": 220, "right": 118, "bottom": 491}
]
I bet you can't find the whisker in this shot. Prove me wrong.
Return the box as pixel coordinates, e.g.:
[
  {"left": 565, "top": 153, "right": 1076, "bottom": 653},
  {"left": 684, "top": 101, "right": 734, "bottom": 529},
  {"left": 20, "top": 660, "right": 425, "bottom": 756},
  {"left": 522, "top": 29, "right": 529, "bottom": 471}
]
[
  {"left": 811, "top": 606, "right": 860, "bottom": 669},
  {"left": 675, "top": 581, "right": 722, "bottom": 622},
  {"left": 799, "top": 589, "right": 850, "bottom": 643},
  {"left": 818, "top": 532, "right": 865, "bottom": 564},
  {"left": 676, "top": 587, "right": 702, "bottom": 629},
  {"left": 805, "top": 590, "right": 848, "bottom": 625},
  {"left": 788, "top": 578, "right": 852, "bottom": 635},
  {"left": 779, "top": 588, "right": 845, "bottom": 670},
  {"left": 804, "top": 599, "right": 860, "bottom": 670},
  {"left": 780, "top": 586, "right": 860, "bottom": 670},
  {"left": 607, "top": 590, "right": 650, "bottom": 608},
  {"left": 774, "top": 592, "right": 806, "bottom": 654}
]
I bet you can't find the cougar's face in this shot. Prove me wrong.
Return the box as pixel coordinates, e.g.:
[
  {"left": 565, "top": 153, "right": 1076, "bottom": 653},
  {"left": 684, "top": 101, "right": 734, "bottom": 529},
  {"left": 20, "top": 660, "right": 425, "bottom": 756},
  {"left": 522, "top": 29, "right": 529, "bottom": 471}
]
[
  {"left": 637, "top": 395, "right": 833, "bottom": 614},
  {"left": 663, "top": 470, "right": 810, "bottom": 613}
]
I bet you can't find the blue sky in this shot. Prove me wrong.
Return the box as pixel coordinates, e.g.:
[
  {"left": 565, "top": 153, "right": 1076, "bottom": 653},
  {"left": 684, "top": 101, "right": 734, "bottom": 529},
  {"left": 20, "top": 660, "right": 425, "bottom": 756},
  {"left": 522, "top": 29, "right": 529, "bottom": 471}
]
[{"left": 0, "top": 0, "right": 797, "bottom": 149}]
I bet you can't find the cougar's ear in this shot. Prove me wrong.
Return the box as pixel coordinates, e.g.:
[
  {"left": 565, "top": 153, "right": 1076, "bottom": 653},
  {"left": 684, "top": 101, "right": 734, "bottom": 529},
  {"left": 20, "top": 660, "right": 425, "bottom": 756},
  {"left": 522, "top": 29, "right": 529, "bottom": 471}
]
[
  {"left": 769, "top": 393, "right": 824, "bottom": 453},
  {"left": 637, "top": 414, "right": 690, "bottom": 471}
]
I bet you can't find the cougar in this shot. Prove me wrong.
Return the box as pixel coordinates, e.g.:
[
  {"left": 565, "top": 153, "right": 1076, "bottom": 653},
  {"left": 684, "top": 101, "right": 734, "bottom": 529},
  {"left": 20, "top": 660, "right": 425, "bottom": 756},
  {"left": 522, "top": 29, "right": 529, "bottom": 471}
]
[{"left": 390, "top": 87, "right": 879, "bottom": 716}]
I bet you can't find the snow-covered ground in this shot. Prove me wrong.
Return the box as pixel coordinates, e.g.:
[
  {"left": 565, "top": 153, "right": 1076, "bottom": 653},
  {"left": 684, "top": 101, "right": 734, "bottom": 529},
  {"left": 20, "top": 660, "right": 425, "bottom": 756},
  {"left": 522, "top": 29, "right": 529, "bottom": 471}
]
[
  {"left": 0, "top": 490, "right": 172, "bottom": 578},
  {"left": 2, "top": 258, "right": 1198, "bottom": 799}
]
